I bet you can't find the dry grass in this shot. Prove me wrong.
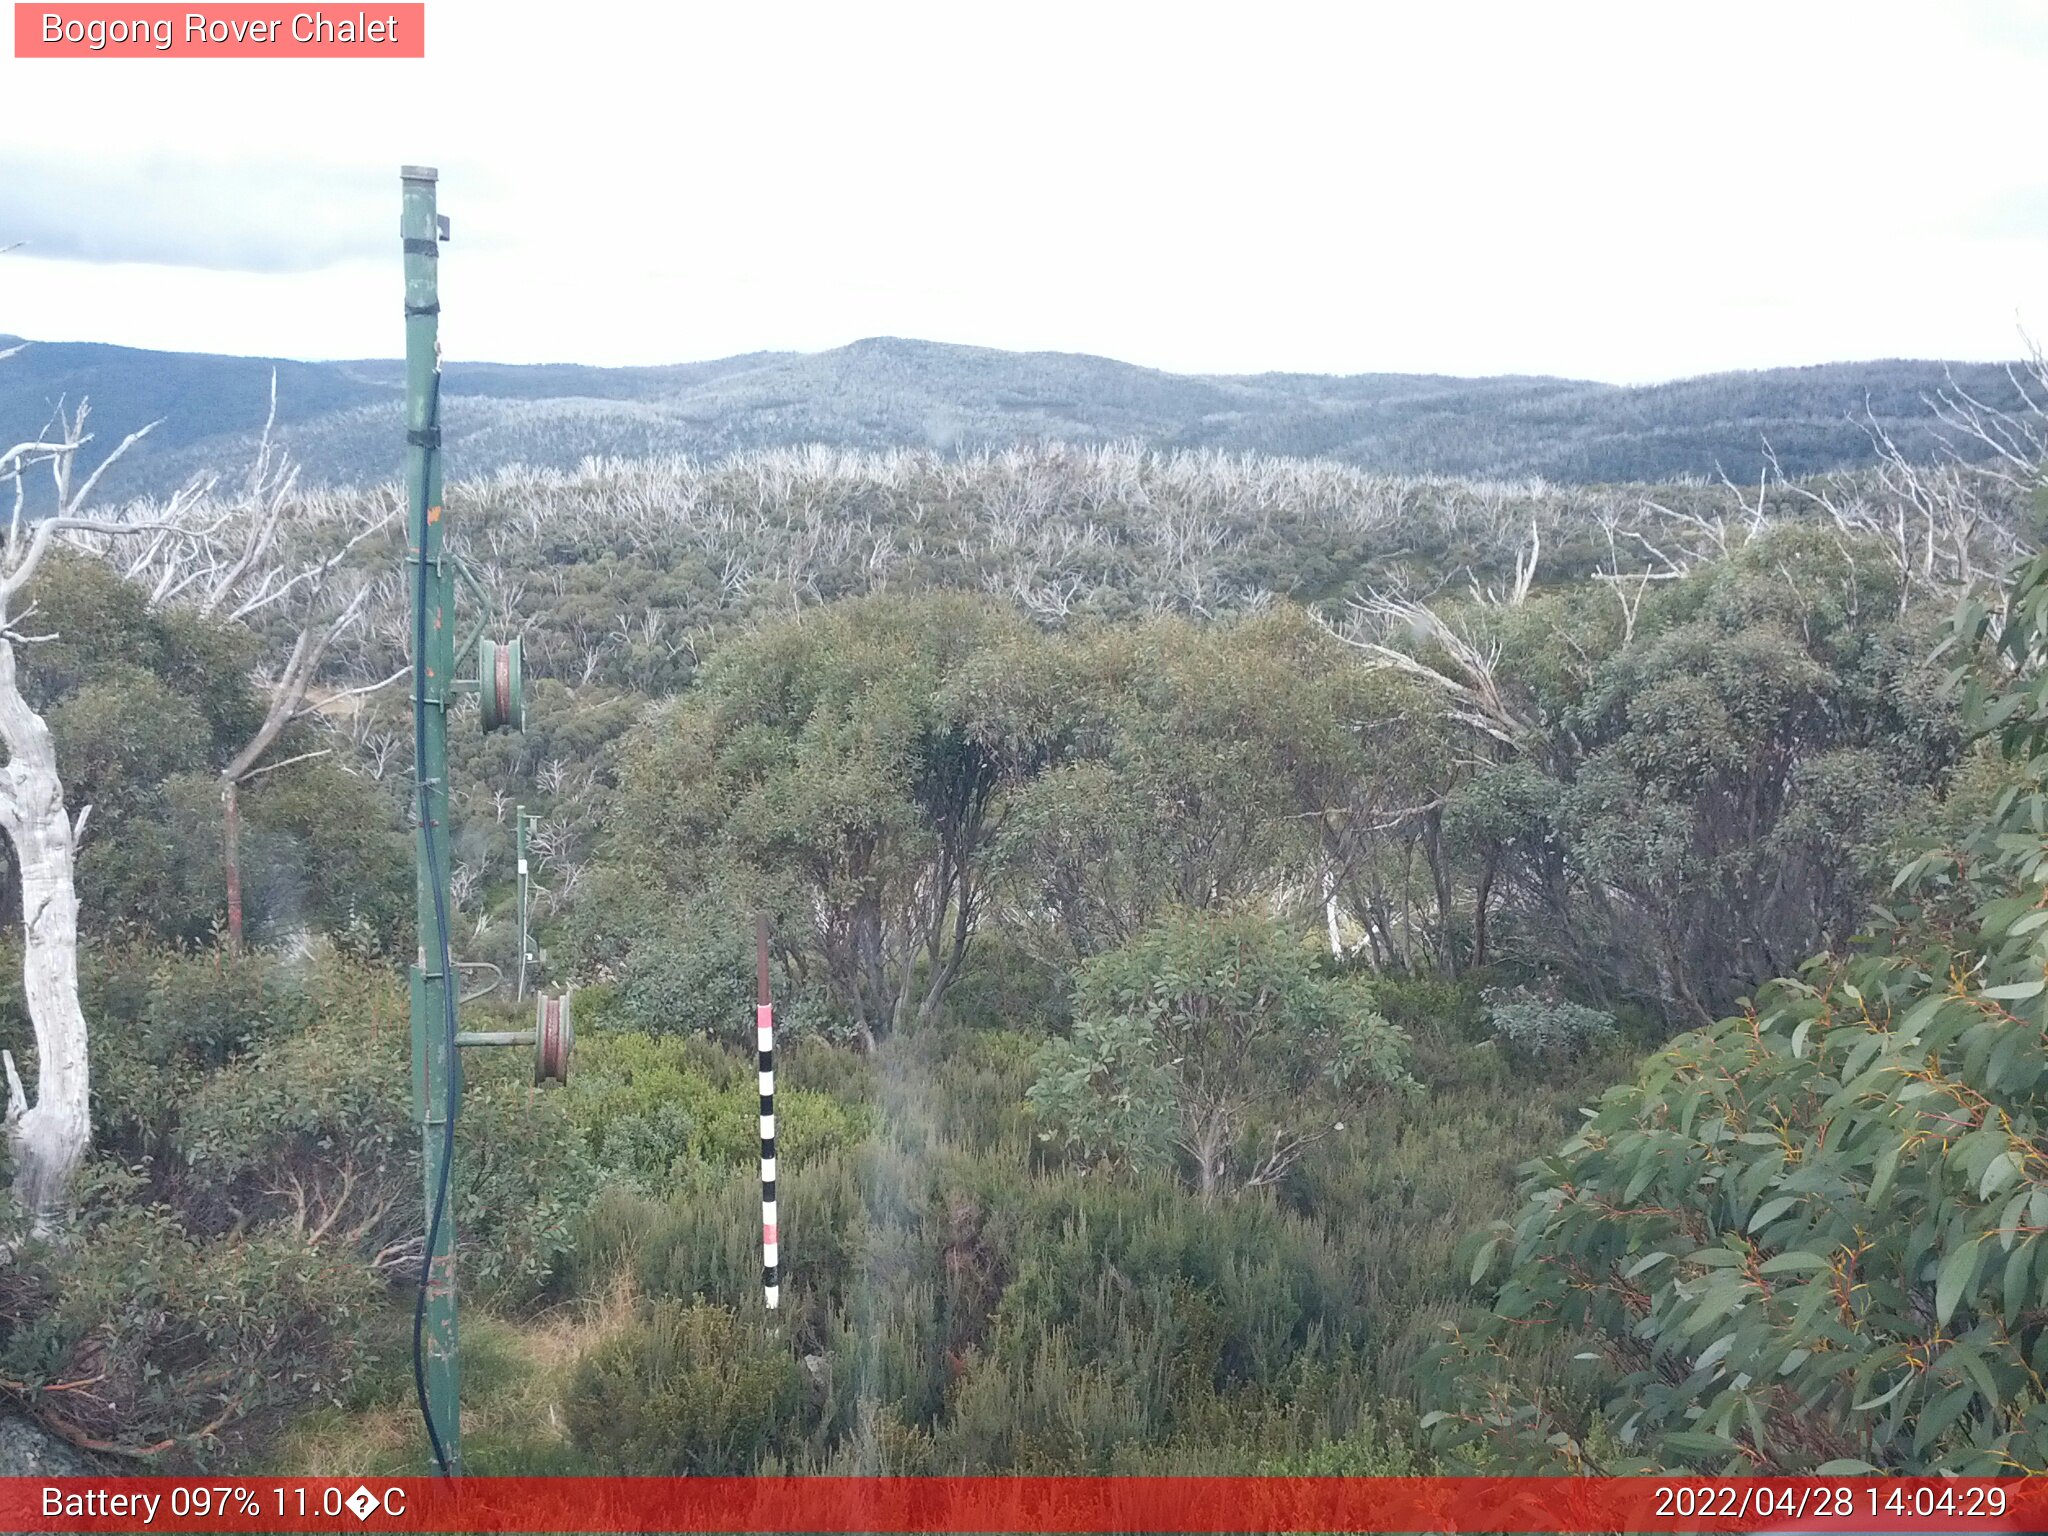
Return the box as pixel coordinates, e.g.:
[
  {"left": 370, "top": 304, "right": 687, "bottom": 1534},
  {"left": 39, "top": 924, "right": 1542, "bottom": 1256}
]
[{"left": 272, "top": 1276, "right": 641, "bottom": 1476}]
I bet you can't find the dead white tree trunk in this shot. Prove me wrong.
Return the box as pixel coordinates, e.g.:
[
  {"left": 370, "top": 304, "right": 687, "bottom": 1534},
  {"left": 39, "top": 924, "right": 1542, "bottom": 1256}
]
[
  {"left": 0, "top": 373, "right": 184, "bottom": 1228},
  {"left": 0, "top": 636, "right": 88, "bottom": 1228},
  {"left": 0, "top": 454, "right": 88, "bottom": 1230}
]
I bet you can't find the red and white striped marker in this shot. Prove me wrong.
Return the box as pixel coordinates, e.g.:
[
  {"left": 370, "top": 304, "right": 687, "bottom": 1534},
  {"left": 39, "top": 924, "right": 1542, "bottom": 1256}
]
[{"left": 756, "top": 914, "right": 779, "bottom": 1311}]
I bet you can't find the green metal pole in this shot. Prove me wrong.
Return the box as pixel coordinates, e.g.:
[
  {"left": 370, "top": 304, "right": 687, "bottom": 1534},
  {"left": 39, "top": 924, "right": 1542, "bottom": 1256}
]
[{"left": 402, "top": 163, "right": 462, "bottom": 1476}]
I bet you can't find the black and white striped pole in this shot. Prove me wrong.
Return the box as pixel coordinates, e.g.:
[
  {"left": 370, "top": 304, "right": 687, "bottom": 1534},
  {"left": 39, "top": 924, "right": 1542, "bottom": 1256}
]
[{"left": 756, "top": 914, "right": 779, "bottom": 1312}]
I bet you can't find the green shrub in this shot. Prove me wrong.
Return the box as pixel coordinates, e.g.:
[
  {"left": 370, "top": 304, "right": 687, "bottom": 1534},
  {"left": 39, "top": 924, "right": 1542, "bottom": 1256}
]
[
  {"left": 1368, "top": 972, "right": 1488, "bottom": 1041},
  {"left": 453, "top": 1057, "right": 604, "bottom": 1303},
  {"left": 0, "top": 1165, "right": 375, "bottom": 1463},
  {"left": 172, "top": 994, "right": 410, "bottom": 1248},
  {"left": 0, "top": 937, "right": 595, "bottom": 1463},
  {"left": 161, "top": 949, "right": 597, "bottom": 1303},
  {"left": 929, "top": 1329, "right": 1146, "bottom": 1472},
  {"left": 1252, "top": 1406, "right": 1425, "bottom": 1474},
  {"left": 87, "top": 944, "right": 321, "bottom": 1160},
  {"left": 1028, "top": 909, "right": 1416, "bottom": 1198},
  {"left": 237, "top": 763, "right": 411, "bottom": 953},
  {"left": 1428, "top": 542, "right": 2048, "bottom": 1475},
  {"left": 633, "top": 1153, "right": 868, "bottom": 1342},
  {"left": 559, "top": 1183, "right": 668, "bottom": 1293},
  {"left": 567, "top": 1031, "right": 873, "bottom": 1184},
  {"left": 562, "top": 1299, "right": 815, "bottom": 1473},
  {"left": 982, "top": 1172, "right": 1359, "bottom": 1405},
  {"left": 1481, "top": 986, "right": 1619, "bottom": 1065},
  {"left": 873, "top": 1027, "right": 1037, "bottom": 1161},
  {"left": 939, "top": 932, "right": 1068, "bottom": 1035},
  {"left": 559, "top": 871, "right": 760, "bottom": 1037}
]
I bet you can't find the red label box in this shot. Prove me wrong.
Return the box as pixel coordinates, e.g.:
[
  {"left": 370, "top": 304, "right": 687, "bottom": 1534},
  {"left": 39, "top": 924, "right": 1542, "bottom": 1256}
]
[
  {"left": 0, "top": 1476, "right": 2042, "bottom": 1534},
  {"left": 14, "top": 3, "right": 424, "bottom": 56}
]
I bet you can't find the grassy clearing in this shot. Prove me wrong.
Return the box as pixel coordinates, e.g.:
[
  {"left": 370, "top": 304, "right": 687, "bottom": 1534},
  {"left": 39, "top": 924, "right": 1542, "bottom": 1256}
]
[
  {"left": 272, "top": 1284, "right": 645, "bottom": 1477},
  {"left": 276, "top": 965, "right": 1629, "bottom": 1474}
]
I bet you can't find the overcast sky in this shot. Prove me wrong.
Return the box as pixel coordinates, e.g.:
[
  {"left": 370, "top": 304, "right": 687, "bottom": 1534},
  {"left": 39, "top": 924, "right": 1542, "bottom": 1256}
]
[{"left": 5, "top": 1, "right": 2047, "bottom": 383}]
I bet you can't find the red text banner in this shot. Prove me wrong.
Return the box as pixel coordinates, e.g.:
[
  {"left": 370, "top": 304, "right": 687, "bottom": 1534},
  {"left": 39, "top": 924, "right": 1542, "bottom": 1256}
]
[
  {"left": 14, "top": 4, "right": 424, "bottom": 57},
  {"left": 1, "top": 1476, "right": 2044, "bottom": 1533}
]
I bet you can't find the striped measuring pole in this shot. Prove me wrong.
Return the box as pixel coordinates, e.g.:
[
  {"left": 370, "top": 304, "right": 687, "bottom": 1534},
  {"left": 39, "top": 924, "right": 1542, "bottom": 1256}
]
[{"left": 756, "top": 915, "right": 779, "bottom": 1311}]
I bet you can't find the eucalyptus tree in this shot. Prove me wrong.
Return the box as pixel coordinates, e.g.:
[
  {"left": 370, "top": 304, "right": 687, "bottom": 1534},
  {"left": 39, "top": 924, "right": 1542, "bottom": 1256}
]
[
  {"left": 84, "top": 384, "right": 401, "bottom": 947},
  {"left": 996, "top": 606, "right": 1373, "bottom": 962},
  {"left": 614, "top": 591, "right": 1067, "bottom": 1045},
  {"left": 1547, "top": 526, "right": 1954, "bottom": 1019},
  {"left": 1336, "top": 522, "right": 1959, "bottom": 1013},
  {"left": 1432, "top": 489, "right": 2048, "bottom": 1474},
  {"left": 1028, "top": 908, "right": 1417, "bottom": 1201}
]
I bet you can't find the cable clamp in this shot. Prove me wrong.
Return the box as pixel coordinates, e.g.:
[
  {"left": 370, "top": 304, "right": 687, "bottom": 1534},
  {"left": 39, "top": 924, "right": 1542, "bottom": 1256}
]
[{"left": 407, "top": 428, "right": 442, "bottom": 448}]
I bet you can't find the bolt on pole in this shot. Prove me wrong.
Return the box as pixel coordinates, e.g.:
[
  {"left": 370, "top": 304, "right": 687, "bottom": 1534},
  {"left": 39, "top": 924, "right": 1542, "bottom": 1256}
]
[{"left": 402, "top": 162, "right": 462, "bottom": 1476}]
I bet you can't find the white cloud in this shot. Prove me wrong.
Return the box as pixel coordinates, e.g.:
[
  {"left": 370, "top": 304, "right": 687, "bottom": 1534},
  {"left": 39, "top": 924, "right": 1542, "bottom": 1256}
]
[{"left": 3, "top": 0, "right": 2043, "bottom": 381}]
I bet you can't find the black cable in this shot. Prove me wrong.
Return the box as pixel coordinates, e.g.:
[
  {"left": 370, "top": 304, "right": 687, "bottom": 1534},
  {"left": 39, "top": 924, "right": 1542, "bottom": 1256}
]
[{"left": 410, "top": 364, "right": 459, "bottom": 1477}]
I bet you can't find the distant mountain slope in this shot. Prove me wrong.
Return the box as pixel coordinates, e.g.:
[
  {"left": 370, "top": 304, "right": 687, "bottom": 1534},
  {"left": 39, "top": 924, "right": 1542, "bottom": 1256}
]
[{"left": 0, "top": 332, "right": 2030, "bottom": 499}]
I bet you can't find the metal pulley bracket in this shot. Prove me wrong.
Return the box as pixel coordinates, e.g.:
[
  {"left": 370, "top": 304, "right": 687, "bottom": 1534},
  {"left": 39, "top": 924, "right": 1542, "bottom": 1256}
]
[
  {"left": 479, "top": 636, "right": 525, "bottom": 733},
  {"left": 452, "top": 987, "right": 572, "bottom": 1085},
  {"left": 453, "top": 959, "right": 502, "bottom": 1004}
]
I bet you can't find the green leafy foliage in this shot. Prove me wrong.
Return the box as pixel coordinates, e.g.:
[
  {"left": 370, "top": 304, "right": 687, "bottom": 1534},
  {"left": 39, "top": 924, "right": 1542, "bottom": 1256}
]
[
  {"left": 612, "top": 592, "right": 1063, "bottom": 1043},
  {"left": 0, "top": 943, "right": 598, "bottom": 1463},
  {"left": 560, "top": 874, "right": 785, "bottom": 1039},
  {"left": 1403, "top": 526, "right": 1960, "bottom": 1020},
  {"left": 996, "top": 610, "right": 1380, "bottom": 961},
  {"left": 1426, "top": 537, "right": 2048, "bottom": 1474},
  {"left": 23, "top": 399, "right": 2040, "bottom": 1480},
  {"left": 505, "top": 982, "right": 1612, "bottom": 1478},
  {"left": 233, "top": 762, "right": 411, "bottom": 953},
  {"left": 1028, "top": 910, "right": 1417, "bottom": 1199},
  {"left": 1482, "top": 986, "right": 1620, "bottom": 1065},
  {"left": 15, "top": 553, "right": 408, "bottom": 949},
  {"left": 82, "top": 946, "right": 597, "bottom": 1303},
  {"left": 567, "top": 1030, "right": 873, "bottom": 1184}
]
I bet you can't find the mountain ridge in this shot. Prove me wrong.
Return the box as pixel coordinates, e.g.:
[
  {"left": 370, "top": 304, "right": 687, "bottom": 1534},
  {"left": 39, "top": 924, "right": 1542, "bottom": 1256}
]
[{"left": 0, "top": 332, "right": 2028, "bottom": 498}]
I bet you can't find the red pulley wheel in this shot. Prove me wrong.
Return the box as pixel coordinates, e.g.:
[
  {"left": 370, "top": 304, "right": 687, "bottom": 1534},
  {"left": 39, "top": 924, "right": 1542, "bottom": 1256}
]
[
  {"left": 479, "top": 637, "right": 524, "bottom": 733},
  {"left": 534, "top": 991, "right": 573, "bottom": 1084},
  {"left": 493, "top": 642, "right": 511, "bottom": 727}
]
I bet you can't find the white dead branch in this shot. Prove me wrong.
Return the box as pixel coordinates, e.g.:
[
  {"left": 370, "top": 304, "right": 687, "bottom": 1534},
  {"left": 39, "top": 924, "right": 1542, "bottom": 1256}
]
[{"left": 0, "top": 366, "right": 199, "bottom": 1228}]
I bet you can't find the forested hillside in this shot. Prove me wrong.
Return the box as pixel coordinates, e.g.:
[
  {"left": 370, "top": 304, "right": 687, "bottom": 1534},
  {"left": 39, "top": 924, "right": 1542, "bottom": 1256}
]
[
  {"left": 5, "top": 332, "right": 2041, "bottom": 502},
  {"left": 2, "top": 351, "right": 2047, "bottom": 1476}
]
